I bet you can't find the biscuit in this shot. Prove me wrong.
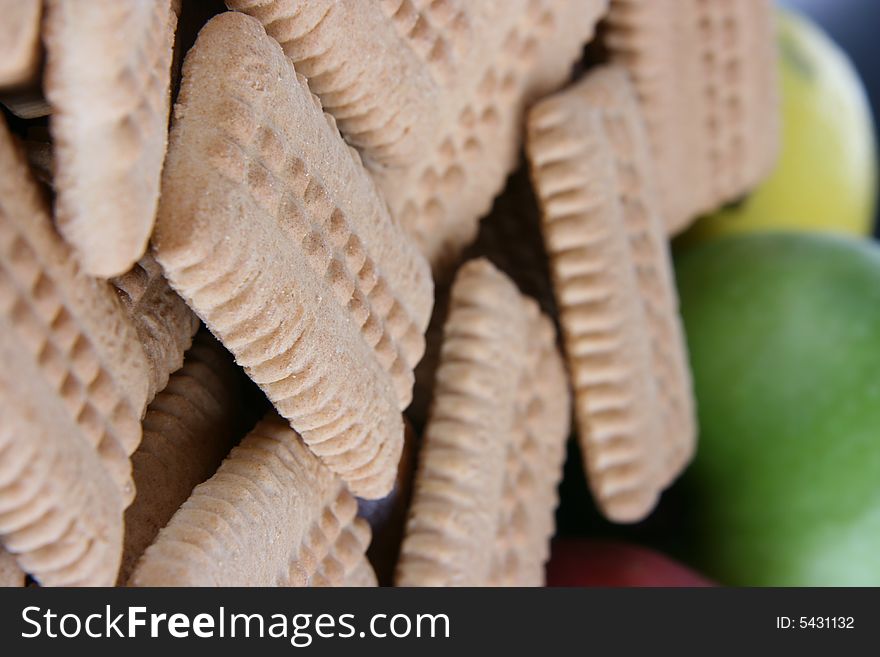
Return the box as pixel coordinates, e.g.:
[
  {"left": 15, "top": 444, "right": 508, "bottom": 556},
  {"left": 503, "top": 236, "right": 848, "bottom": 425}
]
[
  {"left": 44, "top": 0, "right": 177, "bottom": 277},
  {"left": 0, "top": 119, "right": 150, "bottom": 504},
  {"left": 396, "top": 259, "right": 569, "bottom": 586},
  {"left": 153, "top": 12, "right": 433, "bottom": 499},
  {"left": 119, "top": 330, "right": 246, "bottom": 583},
  {"left": 1, "top": 119, "right": 154, "bottom": 584},
  {"left": 130, "top": 413, "right": 377, "bottom": 587},
  {"left": 229, "top": 0, "right": 609, "bottom": 275},
  {"left": 226, "top": 0, "right": 439, "bottom": 169},
  {"left": 111, "top": 254, "right": 200, "bottom": 402},
  {"left": 527, "top": 66, "right": 695, "bottom": 522},
  {"left": 0, "top": 0, "right": 42, "bottom": 90},
  {"left": 0, "top": 546, "right": 25, "bottom": 587},
  {"left": 0, "top": 310, "right": 125, "bottom": 586},
  {"left": 579, "top": 67, "right": 696, "bottom": 482},
  {"left": 604, "top": 0, "right": 779, "bottom": 232}
]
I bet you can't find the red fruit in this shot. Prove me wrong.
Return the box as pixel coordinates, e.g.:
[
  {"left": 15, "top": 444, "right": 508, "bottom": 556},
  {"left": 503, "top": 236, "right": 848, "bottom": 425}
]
[{"left": 546, "top": 539, "right": 714, "bottom": 587}]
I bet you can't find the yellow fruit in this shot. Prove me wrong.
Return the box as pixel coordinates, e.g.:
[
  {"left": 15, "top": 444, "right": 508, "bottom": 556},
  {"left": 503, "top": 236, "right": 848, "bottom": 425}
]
[{"left": 686, "top": 8, "right": 877, "bottom": 242}]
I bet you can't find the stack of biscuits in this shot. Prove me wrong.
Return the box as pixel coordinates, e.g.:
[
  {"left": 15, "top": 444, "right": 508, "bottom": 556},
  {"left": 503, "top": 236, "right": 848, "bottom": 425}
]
[{"left": 0, "top": 0, "right": 778, "bottom": 587}]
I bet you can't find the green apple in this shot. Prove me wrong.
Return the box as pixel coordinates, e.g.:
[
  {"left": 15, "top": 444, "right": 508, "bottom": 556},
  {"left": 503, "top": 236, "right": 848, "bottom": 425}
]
[
  {"left": 675, "top": 232, "right": 880, "bottom": 586},
  {"left": 685, "top": 9, "right": 877, "bottom": 242}
]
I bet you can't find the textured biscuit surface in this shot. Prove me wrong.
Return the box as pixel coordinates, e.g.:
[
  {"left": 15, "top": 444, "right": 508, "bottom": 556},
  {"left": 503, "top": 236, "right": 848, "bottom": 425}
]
[
  {"left": 396, "top": 259, "right": 569, "bottom": 586},
  {"left": 230, "top": 0, "right": 609, "bottom": 274},
  {"left": 604, "top": 0, "right": 779, "bottom": 232},
  {"left": 226, "top": 0, "right": 439, "bottom": 168},
  {"left": 153, "top": 12, "right": 432, "bottom": 499},
  {"left": 582, "top": 68, "right": 696, "bottom": 484},
  {"left": 130, "top": 413, "right": 376, "bottom": 587},
  {"left": 112, "top": 254, "right": 200, "bottom": 402},
  {"left": 0, "top": 0, "right": 42, "bottom": 89},
  {"left": 0, "top": 121, "right": 151, "bottom": 585},
  {"left": 44, "top": 0, "right": 176, "bottom": 277},
  {"left": 0, "top": 121, "right": 150, "bottom": 502},
  {"left": 0, "top": 329, "right": 125, "bottom": 586},
  {"left": 527, "top": 66, "right": 695, "bottom": 522},
  {"left": 119, "top": 331, "right": 244, "bottom": 583}
]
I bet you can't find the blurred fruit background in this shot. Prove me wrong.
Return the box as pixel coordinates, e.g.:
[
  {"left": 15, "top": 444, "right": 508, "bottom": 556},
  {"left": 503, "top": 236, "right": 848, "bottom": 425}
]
[
  {"left": 550, "top": 1, "right": 880, "bottom": 586},
  {"left": 784, "top": 1, "right": 880, "bottom": 182},
  {"left": 685, "top": 5, "right": 877, "bottom": 242},
  {"left": 781, "top": 0, "right": 880, "bottom": 233}
]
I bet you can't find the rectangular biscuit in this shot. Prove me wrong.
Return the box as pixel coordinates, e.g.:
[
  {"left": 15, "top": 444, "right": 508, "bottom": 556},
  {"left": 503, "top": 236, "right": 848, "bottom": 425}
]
[
  {"left": 229, "top": 0, "right": 609, "bottom": 276},
  {"left": 396, "top": 259, "right": 569, "bottom": 586},
  {"left": 153, "top": 12, "right": 433, "bottom": 499},
  {"left": 0, "top": 119, "right": 150, "bottom": 504},
  {"left": 130, "top": 413, "right": 376, "bottom": 587},
  {"left": 44, "top": 0, "right": 177, "bottom": 277},
  {"left": 579, "top": 67, "right": 696, "bottom": 484},
  {"left": 0, "top": 118, "right": 155, "bottom": 585},
  {"left": 119, "top": 331, "right": 246, "bottom": 583},
  {"left": 226, "top": 0, "right": 440, "bottom": 168},
  {"left": 0, "top": 314, "right": 125, "bottom": 586},
  {"left": 527, "top": 66, "right": 695, "bottom": 522}
]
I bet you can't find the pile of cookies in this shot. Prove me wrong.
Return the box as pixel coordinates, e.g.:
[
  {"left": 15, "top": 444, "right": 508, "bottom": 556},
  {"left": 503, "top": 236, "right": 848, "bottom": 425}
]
[{"left": 0, "top": 0, "right": 778, "bottom": 587}]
